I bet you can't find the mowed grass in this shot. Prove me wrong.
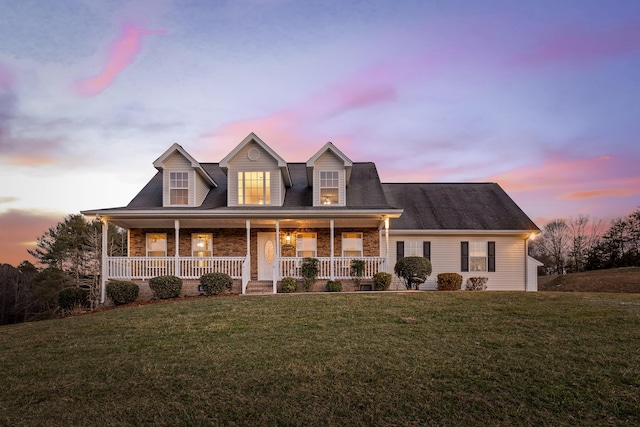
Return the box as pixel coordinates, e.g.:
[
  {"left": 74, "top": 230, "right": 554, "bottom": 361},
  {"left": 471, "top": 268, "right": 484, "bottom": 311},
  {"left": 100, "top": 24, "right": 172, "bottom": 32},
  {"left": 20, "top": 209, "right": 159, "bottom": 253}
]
[{"left": 1, "top": 292, "right": 639, "bottom": 426}]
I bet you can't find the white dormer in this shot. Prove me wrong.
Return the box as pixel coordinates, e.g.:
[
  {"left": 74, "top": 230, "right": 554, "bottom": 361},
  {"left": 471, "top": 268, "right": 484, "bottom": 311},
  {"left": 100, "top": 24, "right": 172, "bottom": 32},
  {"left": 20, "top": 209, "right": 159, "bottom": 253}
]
[
  {"left": 153, "top": 144, "right": 216, "bottom": 207},
  {"left": 307, "top": 142, "right": 353, "bottom": 207},
  {"left": 219, "top": 133, "right": 291, "bottom": 207}
]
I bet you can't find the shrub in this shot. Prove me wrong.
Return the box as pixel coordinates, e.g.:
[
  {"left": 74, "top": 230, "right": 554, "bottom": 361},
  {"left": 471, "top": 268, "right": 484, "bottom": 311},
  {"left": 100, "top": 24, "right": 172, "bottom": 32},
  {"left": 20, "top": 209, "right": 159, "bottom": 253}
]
[
  {"left": 326, "top": 280, "right": 342, "bottom": 292},
  {"left": 106, "top": 281, "right": 139, "bottom": 305},
  {"left": 394, "top": 257, "right": 432, "bottom": 290},
  {"left": 280, "top": 276, "right": 297, "bottom": 293},
  {"left": 301, "top": 257, "right": 319, "bottom": 292},
  {"left": 350, "top": 259, "right": 366, "bottom": 288},
  {"left": 148, "top": 275, "right": 183, "bottom": 299},
  {"left": 466, "top": 277, "right": 488, "bottom": 291},
  {"left": 58, "top": 287, "right": 88, "bottom": 311},
  {"left": 373, "top": 272, "right": 392, "bottom": 291},
  {"left": 437, "top": 273, "right": 463, "bottom": 291},
  {"left": 199, "top": 272, "right": 233, "bottom": 296}
]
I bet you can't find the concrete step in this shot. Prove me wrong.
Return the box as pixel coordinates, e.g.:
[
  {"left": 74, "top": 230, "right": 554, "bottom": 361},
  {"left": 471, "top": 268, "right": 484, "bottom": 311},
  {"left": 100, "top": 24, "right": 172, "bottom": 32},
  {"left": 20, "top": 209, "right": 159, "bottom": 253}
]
[{"left": 245, "top": 281, "right": 275, "bottom": 295}]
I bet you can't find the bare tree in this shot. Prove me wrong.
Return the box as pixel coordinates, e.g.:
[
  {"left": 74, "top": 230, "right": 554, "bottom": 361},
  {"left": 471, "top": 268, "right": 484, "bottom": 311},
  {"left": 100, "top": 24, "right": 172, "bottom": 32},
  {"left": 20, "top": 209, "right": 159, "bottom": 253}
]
[
  {"left": 567, "top": 215, "right": 604, "bottom": 273},
  {"left": 537, "top": 219, "right": 570, "bottom": 275}
]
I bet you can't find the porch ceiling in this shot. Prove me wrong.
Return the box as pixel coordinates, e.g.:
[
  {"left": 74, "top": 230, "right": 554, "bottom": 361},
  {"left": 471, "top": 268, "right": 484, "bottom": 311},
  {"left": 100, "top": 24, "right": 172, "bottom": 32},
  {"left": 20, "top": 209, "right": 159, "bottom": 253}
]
[{"left": 105, "top": 217, "right": 383, "bottom": 230}]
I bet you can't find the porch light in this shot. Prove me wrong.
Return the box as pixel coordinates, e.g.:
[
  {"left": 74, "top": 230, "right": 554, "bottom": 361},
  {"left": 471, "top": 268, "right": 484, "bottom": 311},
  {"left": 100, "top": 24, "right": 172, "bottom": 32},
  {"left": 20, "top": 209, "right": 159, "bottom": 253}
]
[
  {"left": 529, "top": 233, "right": 538, "bottom": 241},
  {"left": 282, "top": 232, "right": 294, "bottom": 250}
]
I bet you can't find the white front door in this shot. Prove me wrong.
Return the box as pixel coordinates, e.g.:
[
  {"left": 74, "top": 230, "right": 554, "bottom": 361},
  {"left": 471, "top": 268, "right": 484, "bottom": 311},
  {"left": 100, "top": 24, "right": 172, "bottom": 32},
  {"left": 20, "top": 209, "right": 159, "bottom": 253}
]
[{"left": 257, "top": 233, "right": 276, "bottom": 281}]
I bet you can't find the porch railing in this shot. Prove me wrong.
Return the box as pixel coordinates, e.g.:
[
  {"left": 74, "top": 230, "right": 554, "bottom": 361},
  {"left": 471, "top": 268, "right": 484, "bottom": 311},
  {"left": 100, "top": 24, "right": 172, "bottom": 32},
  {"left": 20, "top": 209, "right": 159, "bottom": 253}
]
[
  {"left": 107, "top": 256, "right": 245, "bottom": 280},
  {"left": 279, "top": 257, "right": 387, "bottom": 280}
]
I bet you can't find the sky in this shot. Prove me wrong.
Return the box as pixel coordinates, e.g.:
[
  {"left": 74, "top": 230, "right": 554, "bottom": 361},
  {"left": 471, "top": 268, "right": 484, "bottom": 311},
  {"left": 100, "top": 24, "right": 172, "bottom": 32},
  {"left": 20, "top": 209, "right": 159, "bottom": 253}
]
[{"left": 1, "top": 0, "right": 640, "bottom": 266}]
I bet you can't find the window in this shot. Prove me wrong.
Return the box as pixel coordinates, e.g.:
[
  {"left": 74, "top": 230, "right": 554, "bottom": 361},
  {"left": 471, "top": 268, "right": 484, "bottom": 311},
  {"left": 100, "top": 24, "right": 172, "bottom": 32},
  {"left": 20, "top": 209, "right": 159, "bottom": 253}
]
[
  {"left": 192, "top": 233, "right": 212, "bottom": 257},
  {"left": 462, "top": 241, "right": 496, "bottom": 272},
  {"left": 296, "top": 233, "right": 317, "bottom": 257},
  {"left": 146, "top": 233, "right": 167, "bottom": 257},
  {"left": 320, "top": 171, "right": 339, "bottom": 205},
  {"left": 396, "top": 240, "right": 431, "bottom": 261},
  {"left": 170, "top": 172, "right": 189, "bottom": 205},
  {"left": 238, "top": 171, "right": 270, "bottom": 205},
  {"left": 342, "top": 233, "right": 363, "bottom": 257}
]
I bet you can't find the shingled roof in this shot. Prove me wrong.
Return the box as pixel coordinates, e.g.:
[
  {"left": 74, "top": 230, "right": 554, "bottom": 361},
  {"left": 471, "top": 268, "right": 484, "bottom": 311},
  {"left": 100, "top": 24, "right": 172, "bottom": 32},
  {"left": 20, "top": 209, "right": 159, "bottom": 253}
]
[{"left": 381, "top": 183, "right": 539, "bottom": 231}]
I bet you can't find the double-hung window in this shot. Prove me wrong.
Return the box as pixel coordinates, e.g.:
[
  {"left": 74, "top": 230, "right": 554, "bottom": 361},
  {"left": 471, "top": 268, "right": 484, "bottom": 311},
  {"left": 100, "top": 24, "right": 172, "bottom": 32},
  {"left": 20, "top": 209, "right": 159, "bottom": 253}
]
[
  {"left": 192, "top": 233, "right": 212, "bottom": 257},
  {"left": 170, "top": 172, "right": 189, "bottom": 205},
  {"left": 342, "top": 233, "right": 363, "bottom": 257},
  {"left": 461, "top": 241, "right": 496, "bottom": 272},
  {"left": 238, "top": 171, "right": 270, "bottom": 205},
  {"left": 320, "top": 171, "right": 339, "bottom": 205},
  {"left": 146, "top": 233, "right": 167, "bottom": 257},
  {"left": 296, "top": 233, "right": 317, "bottom": 257}
]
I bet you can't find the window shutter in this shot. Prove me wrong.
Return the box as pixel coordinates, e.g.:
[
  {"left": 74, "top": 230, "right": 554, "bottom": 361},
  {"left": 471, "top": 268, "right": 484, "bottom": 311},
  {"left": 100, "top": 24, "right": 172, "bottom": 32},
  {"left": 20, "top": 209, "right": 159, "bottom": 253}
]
[
  {"left": 461, "top": 241, "right": 469, "bottom": 272},
  {"left": 423, "top": 241, "right": 431, "bottom": 261},
  {"left": 488, "top": 241, "right": 496, "bottom": 272},
  {"left": 396, "top": 241, "right": 404, "bottom": 261}
]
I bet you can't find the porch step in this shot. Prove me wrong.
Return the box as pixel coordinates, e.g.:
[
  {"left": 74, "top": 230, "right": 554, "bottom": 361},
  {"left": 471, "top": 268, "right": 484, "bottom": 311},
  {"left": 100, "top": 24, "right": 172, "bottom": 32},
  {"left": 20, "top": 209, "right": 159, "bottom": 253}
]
[{"left": 245, "top": 281, "right": 275, "bottom": 295}]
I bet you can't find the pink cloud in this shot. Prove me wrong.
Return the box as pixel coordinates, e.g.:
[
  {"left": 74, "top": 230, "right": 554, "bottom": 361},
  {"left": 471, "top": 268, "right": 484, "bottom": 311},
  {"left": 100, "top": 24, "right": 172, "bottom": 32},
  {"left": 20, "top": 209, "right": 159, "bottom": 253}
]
[
  {"left": 514, "top": 21, "right": 640, "bottom": 67},
  {"left": 74, "top": 23, "right": 166, "bottom": 97},
  {"left": 0, "top": 209, "right": 63, "bottom": 267}
]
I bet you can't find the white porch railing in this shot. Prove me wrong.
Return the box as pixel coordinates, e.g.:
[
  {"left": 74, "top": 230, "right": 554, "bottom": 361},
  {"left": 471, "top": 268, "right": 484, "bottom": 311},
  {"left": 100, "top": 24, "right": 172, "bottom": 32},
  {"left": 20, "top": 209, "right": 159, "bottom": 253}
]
[
  {"left": 279, "top": 257, "right": 387, "bottom": 280},
  {"left": 107, "top": 257, "right": 245, "bottom": 280}
]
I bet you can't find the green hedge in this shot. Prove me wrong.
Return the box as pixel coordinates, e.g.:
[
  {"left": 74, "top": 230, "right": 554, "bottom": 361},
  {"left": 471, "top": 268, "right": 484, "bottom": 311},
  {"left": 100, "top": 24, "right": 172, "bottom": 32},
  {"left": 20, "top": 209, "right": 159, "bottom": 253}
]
[
  {"left": 106, "top": 281, "right": 139, "bottom": 305},
  {"left": 326, "top": 280, "right": 342, "bottom": 292},
  {"left": 373, "top": 272, "right": 392, "bottom": 291},
  {"left": 58, "top": 287, "right": 88, "bottom": 310},
  {"left": 280, "top": 277, "right": 297, "bottom": 293},
  {"left": 199, "top": 273, "right": 233, "bottom": 296},
  {"left": 436, "top": 273, "right": 463, "bottom": 291},
  {"left": 149, "top": 275, "right": 183, "bottom": 299}
]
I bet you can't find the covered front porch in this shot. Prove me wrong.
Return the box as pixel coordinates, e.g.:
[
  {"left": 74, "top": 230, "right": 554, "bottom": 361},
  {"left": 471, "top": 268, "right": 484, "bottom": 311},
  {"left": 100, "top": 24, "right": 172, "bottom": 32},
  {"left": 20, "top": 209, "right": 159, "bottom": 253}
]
[{"left": 93, "top": 212, "right": 396, "bottom": 300}]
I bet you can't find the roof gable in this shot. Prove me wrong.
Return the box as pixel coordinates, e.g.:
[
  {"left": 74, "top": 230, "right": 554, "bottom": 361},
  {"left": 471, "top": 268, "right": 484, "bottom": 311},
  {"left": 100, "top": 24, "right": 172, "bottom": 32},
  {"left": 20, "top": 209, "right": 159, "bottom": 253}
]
[
  {"left": 219, "top": 132, "right": 292, "bottom": 186},
  {"left": 152, "top": 143, "right": 217, "bottom": 187},
  {"left": 306, "top": 142, "right": 353, "bottom": 185}
]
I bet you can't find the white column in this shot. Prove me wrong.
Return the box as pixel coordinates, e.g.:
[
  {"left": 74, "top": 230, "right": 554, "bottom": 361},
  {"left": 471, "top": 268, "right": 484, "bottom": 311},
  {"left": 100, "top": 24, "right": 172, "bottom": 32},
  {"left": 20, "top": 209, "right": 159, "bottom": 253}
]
[
  {"left": 174, "top": 220, "right": 180, "bottom": 278},
  {"left": 330, "top": 219, "right": 335, "bottom": 280},
  {"left": 274, "top": 219, "right": 280, "bottom": 293},
  {"left": 126, "top": 229, "right": 131, "bottom": 257},
  {"left": 101, "top": 218, "right": 108, "bottom": 304},
  {"left": 385, "top": 218, "right": 390, "bottom": 273},
  {"left": 243, "top": 220, "right": 251, "bottom": 294}
]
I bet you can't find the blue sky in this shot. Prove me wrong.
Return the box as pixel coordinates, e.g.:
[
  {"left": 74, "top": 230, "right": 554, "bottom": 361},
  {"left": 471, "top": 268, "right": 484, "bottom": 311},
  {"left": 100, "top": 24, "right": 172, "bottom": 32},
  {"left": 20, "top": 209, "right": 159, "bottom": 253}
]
[{"left": 1, "top": 0, "right": 640, "bottom": 265}]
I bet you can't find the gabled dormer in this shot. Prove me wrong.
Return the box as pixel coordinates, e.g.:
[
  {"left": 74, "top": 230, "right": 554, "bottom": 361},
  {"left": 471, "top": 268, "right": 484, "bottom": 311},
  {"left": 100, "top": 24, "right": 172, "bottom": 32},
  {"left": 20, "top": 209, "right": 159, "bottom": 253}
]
[
  {"left": 306, "top": 142, "right": 353, "bottom": 206},
  {"left": 219, "top": 133, "right": 292, "bottom": 207},
  {"left": 153, "top": 143, "right": 217, "bottom": 207}
]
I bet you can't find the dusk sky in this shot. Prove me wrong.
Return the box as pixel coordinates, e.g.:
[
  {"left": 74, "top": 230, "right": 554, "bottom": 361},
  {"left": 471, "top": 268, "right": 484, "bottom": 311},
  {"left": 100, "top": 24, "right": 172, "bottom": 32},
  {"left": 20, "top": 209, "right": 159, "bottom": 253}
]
[{"left": 1, "top": 0, "right": 640, "bottom": 266}]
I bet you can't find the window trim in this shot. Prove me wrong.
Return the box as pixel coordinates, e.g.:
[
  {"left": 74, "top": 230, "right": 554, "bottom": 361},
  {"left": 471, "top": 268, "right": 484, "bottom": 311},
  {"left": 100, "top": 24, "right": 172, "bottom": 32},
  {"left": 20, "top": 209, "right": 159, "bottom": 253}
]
[
  {"left": 169, "top": 171, "right": 190, "bottom": 205},
  {"left": 238, "top": 171, "right": 271, "bottom": 205},
  {"left": 319, "top": 170, "right": 340, "bottom": 205},
  {"left": 342, "top": 232, "right": 363, "bottom": 257}
]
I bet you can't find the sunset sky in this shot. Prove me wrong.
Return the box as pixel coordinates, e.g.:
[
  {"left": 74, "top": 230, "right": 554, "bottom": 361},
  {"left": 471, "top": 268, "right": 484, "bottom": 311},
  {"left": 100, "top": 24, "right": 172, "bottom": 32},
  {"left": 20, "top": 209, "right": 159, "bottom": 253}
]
[{"left": 1, "top": 0, "right": 640, "bottom": 266}]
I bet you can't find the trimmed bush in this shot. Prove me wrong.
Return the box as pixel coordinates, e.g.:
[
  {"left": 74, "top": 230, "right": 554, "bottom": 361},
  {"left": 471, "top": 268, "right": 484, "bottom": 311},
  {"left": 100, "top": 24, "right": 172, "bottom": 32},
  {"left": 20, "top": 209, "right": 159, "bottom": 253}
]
[
  {"left": 326, "top": 280, "right": 342, "bottom": 292},
  {"left": 466, "top": 277, "right": 488, "bottom": 291},
  {"left": 301, "top": 257, "right": 319, "bottom": 292},
  {"left": 199, "top": 272, "right": 233, "bottom": 296},
  {"left": 394, "top": 257, "right": 432, "bottom": 290},
  {"left": 437, "top": 273, "right": 463, "bottom": 291},
  {"left": 106, "top": 281, "right": 139, "bottom": 305},
  {"left": 148, "top": 275, "right": 183, "bottom": 299},
  {"left": 280, "top": 277, "right": 297, "bottom": 293},
  {"left": 373, "top": 272, "right": 392, "bottom": 291},
  {"left": 58, "top": 287, "right": 88, "bottom": 311},
  {"left": 350, "top": 259, "right": 366, "bottom": 288}
]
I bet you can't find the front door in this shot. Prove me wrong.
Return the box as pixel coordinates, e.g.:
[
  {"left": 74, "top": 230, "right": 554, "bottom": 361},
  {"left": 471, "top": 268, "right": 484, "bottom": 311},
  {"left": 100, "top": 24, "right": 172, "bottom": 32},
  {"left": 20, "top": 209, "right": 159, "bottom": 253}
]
[{"left": 257, "top": 233, "right": 276, "bottom": 281}]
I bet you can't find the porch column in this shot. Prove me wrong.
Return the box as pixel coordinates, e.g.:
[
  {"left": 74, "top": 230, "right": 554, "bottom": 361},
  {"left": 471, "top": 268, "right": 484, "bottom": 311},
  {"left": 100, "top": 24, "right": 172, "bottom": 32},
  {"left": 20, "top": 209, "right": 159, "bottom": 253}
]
[
  {"left": 274, "top": 219, "right": 280, "bottom": 293},
  {"left": 384, "top": 217, "right": 390, "bottom": 273},
  {"left": 330, "top": 219, "right": 335, "bottom": 280},
  {"left": 174, "top": 220, "right": 180, "bottom": 278},
  {"left": 100, "top": 217, "right": 108, "bottom": 304},
  {"left": 126, "top": 229, "right": 130, "bottom": 257},
  {"left": 243, "top": 220, "right": 251, "bottom": 294}
]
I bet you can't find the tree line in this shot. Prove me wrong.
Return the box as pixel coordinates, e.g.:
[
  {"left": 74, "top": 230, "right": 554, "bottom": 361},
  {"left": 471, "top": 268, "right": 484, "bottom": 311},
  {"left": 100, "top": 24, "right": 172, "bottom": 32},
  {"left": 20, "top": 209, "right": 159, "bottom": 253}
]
[
  {"left": 0, "top": 214, "right": 126, "bottom": 325},
  {"left": 530, "top": 207, "right": 640, "bottom": 275}
]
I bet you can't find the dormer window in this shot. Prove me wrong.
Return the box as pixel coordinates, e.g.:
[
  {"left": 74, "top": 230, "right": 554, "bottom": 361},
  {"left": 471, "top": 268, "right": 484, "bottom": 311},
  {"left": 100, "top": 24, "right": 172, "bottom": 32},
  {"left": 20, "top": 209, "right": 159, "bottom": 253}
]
[
  {"left": 170, "top": 172, "right": 189, "bottom": 205},
  {"left": 320, "top": 171, "right": 339, "bottom": 205},
  {"left": 238, "top": 171, "right": 271, "bottom": 205}
]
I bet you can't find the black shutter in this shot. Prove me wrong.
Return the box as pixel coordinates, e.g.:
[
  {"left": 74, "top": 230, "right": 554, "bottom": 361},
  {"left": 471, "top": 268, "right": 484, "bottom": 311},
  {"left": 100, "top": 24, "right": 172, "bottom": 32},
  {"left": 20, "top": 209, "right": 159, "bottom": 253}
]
[
  {"left": 397, "top": 241, "right": 404, "bottom": 261},
  {"left": 461, "top": 241, "right": 469, "bottom": 272},
  {"left": 488, "top": 241, "right": 496, "bottom": 272},
  {"left": 423, "top": 241, "right": 431, "bottom": 261}
]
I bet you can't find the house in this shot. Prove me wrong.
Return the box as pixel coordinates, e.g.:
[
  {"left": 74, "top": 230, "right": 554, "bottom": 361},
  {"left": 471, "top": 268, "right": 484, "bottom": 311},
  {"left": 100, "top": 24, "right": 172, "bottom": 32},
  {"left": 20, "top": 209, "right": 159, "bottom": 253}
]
[{"left": 82, "top": 133, "right": 540, "bottom": 301}]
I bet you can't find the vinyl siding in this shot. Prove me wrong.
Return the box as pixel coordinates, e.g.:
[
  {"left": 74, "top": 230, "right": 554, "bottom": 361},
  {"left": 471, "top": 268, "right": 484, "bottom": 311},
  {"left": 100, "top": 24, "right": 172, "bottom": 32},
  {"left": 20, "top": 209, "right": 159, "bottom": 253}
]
[
  {"left": 162, "top": 152, "right": 194, "bottom": 207},
  {"left": 227, "top": 141, "right": 281, "bottom": 207},
  {"left": 387, "top": 234, "right": 527, "bottom": 291},
  {"left": 313, "top": 151, "right": 346, "bottom": 206},
  {"left": 194, "top": 171, "right": 210, "bottom": 206}
]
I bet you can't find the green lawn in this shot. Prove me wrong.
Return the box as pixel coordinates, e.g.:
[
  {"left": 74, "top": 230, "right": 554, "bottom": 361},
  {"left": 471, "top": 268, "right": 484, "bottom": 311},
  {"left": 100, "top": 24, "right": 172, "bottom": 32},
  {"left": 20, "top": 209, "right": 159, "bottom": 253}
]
[{"left": 1, "top": 292, "right": 639, "bottom": 426}]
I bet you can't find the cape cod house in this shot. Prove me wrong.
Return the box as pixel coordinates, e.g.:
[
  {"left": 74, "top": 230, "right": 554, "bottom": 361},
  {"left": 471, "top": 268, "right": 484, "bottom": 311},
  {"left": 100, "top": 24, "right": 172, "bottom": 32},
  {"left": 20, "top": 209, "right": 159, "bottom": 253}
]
[{"left": 82, "top": 133, "right": 541, "bottom": 302}]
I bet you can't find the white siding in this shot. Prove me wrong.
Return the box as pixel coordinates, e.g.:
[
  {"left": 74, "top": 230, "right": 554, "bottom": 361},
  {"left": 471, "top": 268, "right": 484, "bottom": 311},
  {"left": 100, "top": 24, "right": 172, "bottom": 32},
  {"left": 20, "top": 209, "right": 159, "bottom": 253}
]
[
  {"left": 227, "top": 141, "right": 281, "bottom": 207},
  {"left": 387, "top": 234, "right": 527, "bottom": 291},
  {"left": 313, "top": 151, "right": 346, "bottom": 206},
  {"left": 162, "top": 152, "right": 194, "bottom": 207},
  {"left": 194, "top": 172, "right": 210, "bottom": 206}
]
